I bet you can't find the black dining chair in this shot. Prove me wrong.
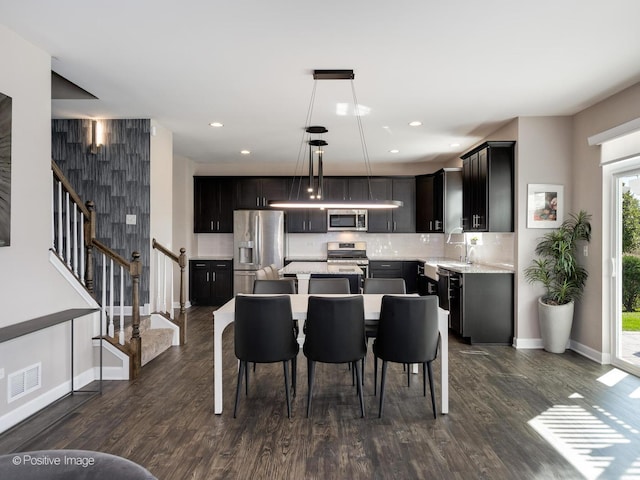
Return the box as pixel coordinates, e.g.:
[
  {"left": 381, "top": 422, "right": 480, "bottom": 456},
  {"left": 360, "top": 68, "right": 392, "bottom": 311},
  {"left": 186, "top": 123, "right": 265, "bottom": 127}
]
[
  {"left": 307, "top": 277, "right": 351, "bottom": 294},
  {"left": 363, "top": 278, "right": 407, "bottom": 295},
  {"left": 373, "top": 295, "right": 440, "bottom": 418},
  {"left": 233, "top": 295, "right": 299, "bottom": 418},
  {"left": 303, "top": 295, "right": 367, "bottom": 418},
  {"left": 253, "top": 278, "right": 297, "bottom": 294}
]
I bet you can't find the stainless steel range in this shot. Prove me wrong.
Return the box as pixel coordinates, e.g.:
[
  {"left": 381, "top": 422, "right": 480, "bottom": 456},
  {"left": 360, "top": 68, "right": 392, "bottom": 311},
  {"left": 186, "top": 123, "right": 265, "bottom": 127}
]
[{"left": 326, "top": 241, "right": 369, "bottom": 278}]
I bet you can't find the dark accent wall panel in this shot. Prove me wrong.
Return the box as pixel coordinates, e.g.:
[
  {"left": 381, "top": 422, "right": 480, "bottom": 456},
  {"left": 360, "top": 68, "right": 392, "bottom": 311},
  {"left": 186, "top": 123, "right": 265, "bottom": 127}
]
[
  {"left": 52, "top": 119, "right": 151, "bottom": 306},
  {"left": 0, "top": 93, "right": 11, "bottom": 247}
]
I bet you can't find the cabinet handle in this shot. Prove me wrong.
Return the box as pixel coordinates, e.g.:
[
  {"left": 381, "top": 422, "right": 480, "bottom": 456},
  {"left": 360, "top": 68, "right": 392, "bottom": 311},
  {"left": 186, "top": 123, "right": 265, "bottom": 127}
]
[
  {"left": 393, "top": 221, "right": 397, "bottom": 231},
  {"left": 429, "top": 220, "right": 432, "bottom": 230},
  {"left": 256, "top": 197, "right": 260, "bottom": 207},
  {"left": 215, "top": 264, "right": 226, "bottom": 267},
  {"left": 309, "top": 220, "right": 312, "bottom": 230},
  {"left": 263, "top": 197, "right": 267, "bottom": 207},
  {"left": 196, "top": 263, "right": 206, "bottom": 267},
  {"left": 206, "top": 272, "right": 209, "bottom": 282},
  {"left": 216, "top": 221, "right": 220, "bottom": 230},
  {"left": 212, "top": 272, "right": 216, "bottom": 281},
  {"left": 210, "top": 221, "right": 214, "bottom": 230},
  {"left": 434, "top": 220, "right": 442, "bottom": 230},
  {"left": 387, "top": 221, "right": 390, "bottom": 230},
  {"left": 381, "top": 264, "right": 391, "bottom": 267},
  {"left": 303, "top": 220, "right": 306, "bottom": 231}
]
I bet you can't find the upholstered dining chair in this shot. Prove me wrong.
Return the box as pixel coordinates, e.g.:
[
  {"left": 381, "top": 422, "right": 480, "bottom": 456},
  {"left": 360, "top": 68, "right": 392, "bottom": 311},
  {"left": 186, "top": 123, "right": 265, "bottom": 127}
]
[
  {"left": 307, "top": 277, "right": 351, "bottom": 294},
  {"left": 233, "top": 295, "right": 299, "bottom": 418},
  {"left": 303, "top": 295, "right": 367, "bottom": 418},
  {"left": 363, "top": 278, "right": 407, "bottom": 295},
  {"left": 373, "top": 295, "right": 440, "bottom": 418},
  {"left": 252, "top": 278, "right": 297, "bottom": 294},
  {"left": 255, "top": 268, "right": 268, "bottom": 280},
  {"left": 268, "top": 263, "right": 280, "bottom": 279}
]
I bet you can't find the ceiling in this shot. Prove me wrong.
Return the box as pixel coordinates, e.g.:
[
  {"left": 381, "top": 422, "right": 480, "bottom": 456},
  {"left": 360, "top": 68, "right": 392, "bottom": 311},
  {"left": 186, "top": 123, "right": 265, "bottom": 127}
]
[{"left": 2, "top": 1, "right": 640, "bottom": 174}]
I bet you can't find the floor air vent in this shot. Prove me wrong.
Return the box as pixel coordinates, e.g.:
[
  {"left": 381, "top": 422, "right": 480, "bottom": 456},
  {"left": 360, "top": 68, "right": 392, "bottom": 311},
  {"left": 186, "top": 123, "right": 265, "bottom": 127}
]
[{"left": 8, "top": 363, "right": 41, "bottom": 403}]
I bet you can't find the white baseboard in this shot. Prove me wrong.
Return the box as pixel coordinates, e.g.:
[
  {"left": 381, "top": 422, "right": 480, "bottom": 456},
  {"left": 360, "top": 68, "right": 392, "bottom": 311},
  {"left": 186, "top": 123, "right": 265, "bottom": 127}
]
[
  {"left": 93, "top": 339, "right": 130, "bottom": 379},
  {"left": 513, "top": 337, "right": 544, "bottom": 349},
  {"left": 570, "top": 340, "right": 609, "bottom": 364},
  {"left": 0, "top": 367, "right": 96, "bottom": 434}
]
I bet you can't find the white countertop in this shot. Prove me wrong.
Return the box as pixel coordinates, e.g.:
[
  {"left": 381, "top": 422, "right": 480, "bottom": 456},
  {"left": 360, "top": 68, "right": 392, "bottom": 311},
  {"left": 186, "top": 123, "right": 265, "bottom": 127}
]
[
  {"left": 280, "top": 261, "right": 363, "bottom": 275},
  {"left": 422, "top": 258, "right": 514, "bottom": 279}
]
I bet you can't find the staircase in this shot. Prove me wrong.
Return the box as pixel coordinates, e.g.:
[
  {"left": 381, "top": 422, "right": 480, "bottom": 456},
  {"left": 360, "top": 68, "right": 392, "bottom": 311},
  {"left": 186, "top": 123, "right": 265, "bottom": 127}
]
[{"left": 51, "top": 160, "right": 187, "bottom": 379}]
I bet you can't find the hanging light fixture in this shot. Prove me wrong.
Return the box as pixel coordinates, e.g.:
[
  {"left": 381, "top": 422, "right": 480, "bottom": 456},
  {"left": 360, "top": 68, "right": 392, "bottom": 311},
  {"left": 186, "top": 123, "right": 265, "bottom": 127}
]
[{"left": 269, "top": 69, "right": 403, "bottom": 209}]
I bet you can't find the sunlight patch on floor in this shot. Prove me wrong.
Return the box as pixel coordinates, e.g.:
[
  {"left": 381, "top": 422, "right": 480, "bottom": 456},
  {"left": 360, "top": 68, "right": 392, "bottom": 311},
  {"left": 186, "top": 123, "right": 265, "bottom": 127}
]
[
  {"left": 528, "top": 404, "right": 634, "bottom": 480},
  {"left": 597, "top": 368, "right": 628, "bottom": 387}
]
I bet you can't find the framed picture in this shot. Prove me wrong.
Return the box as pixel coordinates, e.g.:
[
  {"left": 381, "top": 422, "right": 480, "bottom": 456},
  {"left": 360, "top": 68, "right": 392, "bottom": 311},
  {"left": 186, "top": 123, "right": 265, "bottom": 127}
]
[{"left": 527, "top": 184, "right": 563, "bottom": 229}]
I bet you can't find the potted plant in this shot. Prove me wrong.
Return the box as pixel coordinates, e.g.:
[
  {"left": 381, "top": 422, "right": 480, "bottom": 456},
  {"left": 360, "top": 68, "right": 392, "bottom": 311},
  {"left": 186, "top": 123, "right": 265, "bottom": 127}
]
[{"left": 524, "top": 210, "right": 592, "bottom": 353}]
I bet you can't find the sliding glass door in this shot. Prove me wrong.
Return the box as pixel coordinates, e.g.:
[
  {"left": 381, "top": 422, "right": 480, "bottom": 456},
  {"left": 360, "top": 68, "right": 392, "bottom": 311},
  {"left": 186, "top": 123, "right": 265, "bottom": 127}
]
[{"left": 612, "top": 168, "right": 640, "bottom": 375}]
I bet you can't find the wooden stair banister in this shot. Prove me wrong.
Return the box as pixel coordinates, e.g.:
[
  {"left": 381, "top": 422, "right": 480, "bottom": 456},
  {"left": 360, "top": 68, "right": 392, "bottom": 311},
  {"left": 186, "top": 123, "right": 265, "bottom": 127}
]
[{"left": 152, "top": 238, "right": 188, "bottom": 344}]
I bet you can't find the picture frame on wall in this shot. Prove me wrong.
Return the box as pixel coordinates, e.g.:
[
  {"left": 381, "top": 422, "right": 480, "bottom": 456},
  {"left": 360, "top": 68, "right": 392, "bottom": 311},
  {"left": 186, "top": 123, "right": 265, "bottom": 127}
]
[{"left": 527, "top": 184, "right": 563, "bottom": 229}]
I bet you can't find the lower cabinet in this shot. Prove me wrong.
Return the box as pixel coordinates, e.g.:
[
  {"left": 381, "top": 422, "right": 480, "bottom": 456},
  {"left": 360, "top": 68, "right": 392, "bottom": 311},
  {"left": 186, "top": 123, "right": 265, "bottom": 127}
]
[
  {"left": 189, "top": 260, "right": 233, "bottom": 306},
  {"left": 369, "top": 260, "right": 418, "bottom": 294},
  {"left": 454, "top": 272, "right": 514, "bottom": 344}
]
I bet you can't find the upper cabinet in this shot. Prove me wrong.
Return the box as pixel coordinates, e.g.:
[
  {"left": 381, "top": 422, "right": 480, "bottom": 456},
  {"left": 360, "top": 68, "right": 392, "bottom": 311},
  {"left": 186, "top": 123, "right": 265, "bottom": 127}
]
[
  {"left": 460, "top": 141, "right": 515, "bottom": 232},
  {"left": 323, "top": 177, "right": 369, "bottom": 202},
  {"left": 235, "top": 177, "right": 290, "bottom": 209},
  {"left": 416, "top": 168, "right": 462, "bottom": 233},
  {"left": 286, "top": 208, "right": 327, "bottom": 233},
  {"left": 367, "top": 177, "right": 416, "bottom": 233},
  {"left": 193, "top": 177, "right": 234, "bottom": 233}
]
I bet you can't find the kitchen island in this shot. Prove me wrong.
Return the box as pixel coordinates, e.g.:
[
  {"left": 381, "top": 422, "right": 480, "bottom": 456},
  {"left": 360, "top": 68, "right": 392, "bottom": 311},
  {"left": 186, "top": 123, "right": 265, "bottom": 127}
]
[{"left": 280, "top": 261, "right": 363, "bottom": 294}]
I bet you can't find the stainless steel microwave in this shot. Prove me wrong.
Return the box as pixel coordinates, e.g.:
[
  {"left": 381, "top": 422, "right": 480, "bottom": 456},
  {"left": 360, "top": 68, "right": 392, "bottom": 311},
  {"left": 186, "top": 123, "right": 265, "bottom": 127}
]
[{"left": 327, "top": 209, "right": 368, "bottom": 231}]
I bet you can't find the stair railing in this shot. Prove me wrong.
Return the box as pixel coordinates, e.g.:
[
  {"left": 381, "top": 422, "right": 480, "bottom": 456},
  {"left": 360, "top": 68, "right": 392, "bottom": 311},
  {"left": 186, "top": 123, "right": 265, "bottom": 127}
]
[
  {"left": 152, "top": 238, "right": 187, "bottom": 344},
  {"left": 51, "top": 160, "right": 143, "bottom": 379}
]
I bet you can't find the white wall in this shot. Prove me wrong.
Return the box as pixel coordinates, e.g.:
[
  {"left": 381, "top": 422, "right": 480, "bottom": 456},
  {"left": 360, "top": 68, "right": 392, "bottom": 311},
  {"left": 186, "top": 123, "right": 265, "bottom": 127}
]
[
  {"left": 0, "top": 25, "right": 94, "bottom": 431},
  {"left": 572, "top": 82, "right": 640, "bottom": 357},
  {"left": 150, "top": 120, "right": 174, "bottom": 311},
  {"left": 172, "top": 154, "right": 197, "bottom": 303}
]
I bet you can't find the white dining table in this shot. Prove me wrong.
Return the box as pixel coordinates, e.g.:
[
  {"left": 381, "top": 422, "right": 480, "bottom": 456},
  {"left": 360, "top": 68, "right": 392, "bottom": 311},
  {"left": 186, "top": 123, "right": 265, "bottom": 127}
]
[{"left": 212, "top": 293, "right": 449, "bottom": 415}]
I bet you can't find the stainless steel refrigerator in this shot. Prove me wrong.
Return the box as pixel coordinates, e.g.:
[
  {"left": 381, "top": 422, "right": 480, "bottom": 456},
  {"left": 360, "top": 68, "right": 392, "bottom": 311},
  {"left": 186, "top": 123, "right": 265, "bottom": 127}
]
[{"left": 233, "top": 210, "right": 285, "bottom": 294}]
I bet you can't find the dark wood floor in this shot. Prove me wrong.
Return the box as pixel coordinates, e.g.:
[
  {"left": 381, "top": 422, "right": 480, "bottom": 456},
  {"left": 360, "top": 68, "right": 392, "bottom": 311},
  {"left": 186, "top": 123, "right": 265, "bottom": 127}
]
[{"left": 3, "top": 306, "right": 640, "bottom": 479}]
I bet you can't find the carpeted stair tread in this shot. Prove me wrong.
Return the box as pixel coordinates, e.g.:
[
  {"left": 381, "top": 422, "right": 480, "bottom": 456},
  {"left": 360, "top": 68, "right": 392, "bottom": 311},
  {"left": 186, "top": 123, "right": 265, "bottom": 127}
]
[{"left": 140, "top": 328, "right": 175, "bottom": 366}]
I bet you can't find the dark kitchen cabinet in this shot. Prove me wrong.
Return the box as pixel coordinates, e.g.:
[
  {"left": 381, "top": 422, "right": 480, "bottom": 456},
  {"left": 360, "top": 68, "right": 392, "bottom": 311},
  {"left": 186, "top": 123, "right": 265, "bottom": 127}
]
[
  {"left": 461, "top": 141, "right": 514, "bottom": 232},
  {"left": 235, "top": 177, "right": 290, "bottom": 209},
  {"left": 286, "top": 208, "right": 327, "bottom": 233},
  {"left": 451, "top": 271, "right": 514, "bottom": 344},
  {"left": 193, "top": 177, "right": 234, "bottom": 233},
  {"left": 370, "top": 260, "right": 418, "bottom": 293},
  {"left": 416, "top": 168, "right": 462, "bottom": 233},
  {"left": 323, "top": 177, "right": 369, "bottom": 202},
  {"left": 189, "top": 260, "right": 233, "bottom": 306},
  {"left": 367, "top": 177, "right": 416, "bottom": 233}
]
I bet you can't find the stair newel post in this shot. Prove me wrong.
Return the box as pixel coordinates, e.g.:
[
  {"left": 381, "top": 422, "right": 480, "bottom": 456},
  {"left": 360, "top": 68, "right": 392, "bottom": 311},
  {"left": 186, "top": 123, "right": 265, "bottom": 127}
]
[
  {"left": 129, "top": 251, "right": 142, "bottom": 380},
  {"left": 84, "top": 201, "right": 96, "bottom": 294}
]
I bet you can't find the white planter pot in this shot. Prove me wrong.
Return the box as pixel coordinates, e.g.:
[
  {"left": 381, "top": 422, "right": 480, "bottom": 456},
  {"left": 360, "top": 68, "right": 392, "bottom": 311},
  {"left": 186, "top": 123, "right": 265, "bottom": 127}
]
[{"left": 538, "top": 298, "right": 574, "bottom": 353}]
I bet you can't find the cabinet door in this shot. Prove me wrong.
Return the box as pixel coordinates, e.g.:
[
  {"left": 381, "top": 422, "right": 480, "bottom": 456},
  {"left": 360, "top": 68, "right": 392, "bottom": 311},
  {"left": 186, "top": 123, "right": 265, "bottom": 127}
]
[
  {"left": 415, "top": 175, "right": 435, "bottom": 232},
  {"left": 216, "top": 180, "right": 234, "bottom": 232},
  {"left": 190, "top": 261, "right": 212, "bottom": 305},
  {"left": 286, "top": 210, "right": 308, "bottom": 233},
  {"left": 194, "top": 178, "right": 217, "bottom": 233},
  {"left": 391, "top": 177, "right": 415, "bottom": 232},
  {"left": 462, "top": 155, "right": 474, "bottom": 231},
  {"left": 432, "top": 173, "right": 444, "bottom": 232},
  {"left": 212, "top": 262, "right": 233, "bottom": 305},
  {"left": 348, "top": 177, "right": 369, "bottom": 201},
  {"left": 260, "top": 177, "right": 289, "bottom": 207},
  {"left": 474, "top": 149, "right": 488, "bottom": 230},
  {"left": 367, "top": 178, "right": 393, "bottom": 232},
  {"left": 306, "top": 208, "right": 327, "bottom": 232},
  {"left": 402, "top": 261, "right": 418, "bottom": 293},
  {"left": 323, "top": 177, "right": 348, "bottom": 201},
  {"left": 235, "top": 178, "right": 262, "bottom": 209},
  {"left": 370, "top": 261, "right": 403, "bottom": 278}
]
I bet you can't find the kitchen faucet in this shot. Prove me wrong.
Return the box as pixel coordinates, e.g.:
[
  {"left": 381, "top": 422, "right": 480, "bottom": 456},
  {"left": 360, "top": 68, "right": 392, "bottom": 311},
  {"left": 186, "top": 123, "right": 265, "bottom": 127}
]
[{"left": 445, "top": 227, "right": 472, "bottom": 264}]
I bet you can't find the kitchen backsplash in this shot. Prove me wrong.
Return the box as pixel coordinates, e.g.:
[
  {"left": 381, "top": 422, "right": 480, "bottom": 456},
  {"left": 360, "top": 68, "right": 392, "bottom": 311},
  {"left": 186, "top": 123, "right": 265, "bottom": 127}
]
[{"left": 196, "top": 231, "right": 514, "bottom": 269}]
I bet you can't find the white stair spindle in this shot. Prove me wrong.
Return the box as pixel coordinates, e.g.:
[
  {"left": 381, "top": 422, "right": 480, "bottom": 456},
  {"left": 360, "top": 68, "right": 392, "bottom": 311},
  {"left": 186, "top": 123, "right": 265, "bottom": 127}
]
[
  {"left": 79, "top": 212, "right": 85, "bottom": 285},
  {"left": 51, "top": 180, "right": 56, "bottom": 251},
  {"left": 170, "top": 260, "right": 175, "bottom": 320},
  {"left": 156, "top": 251, "right": 161, "bottom": 313},
  {"left": 101, "top": 253, "right": 107, "bottom": 339},
  {"left": 108, "top": 258, "right": 114, "bottom": 338},
  {"left": 162, "top": 256, "right": 168, "bottom": 314},
  {"left": 73, "top": 203, "right": 78, "bottom": 277},
  {"left": 119, "top": 265, "right": 124, "bottom": 345},
  {"left": 57, "top": 182, "right": 63, "bottom": 256},
  {"left": 65, "top": 192, "right": 71, "bottom": 267}
]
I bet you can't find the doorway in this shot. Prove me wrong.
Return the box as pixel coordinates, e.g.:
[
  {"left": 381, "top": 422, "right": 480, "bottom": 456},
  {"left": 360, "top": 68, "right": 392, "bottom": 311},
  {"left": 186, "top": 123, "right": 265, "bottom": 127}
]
[{"left": 612, "top": 168, "right": 640, "bottom": 375}]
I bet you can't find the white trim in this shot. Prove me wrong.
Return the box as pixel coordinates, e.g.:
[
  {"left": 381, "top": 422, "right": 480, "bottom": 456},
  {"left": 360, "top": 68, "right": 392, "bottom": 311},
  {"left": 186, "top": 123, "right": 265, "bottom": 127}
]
[
  {"left": 570, "top": 339, "right": 610, "bottom": 364},
  {"left": 0, "top": 367, "right": 96, "bottom": 434},
  {"left": 588, "top": 117, "right": 640, "bottom": 146},
  {"left": 93, "top": 338, "right": 130, "bottom": 379},
  {"left": 513, "top": 337, "right": 544, "bottom": 349}
]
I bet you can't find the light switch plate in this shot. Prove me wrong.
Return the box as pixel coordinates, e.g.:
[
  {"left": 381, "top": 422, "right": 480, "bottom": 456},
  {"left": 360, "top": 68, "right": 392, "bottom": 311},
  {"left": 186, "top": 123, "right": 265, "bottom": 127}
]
[{"left": 126, "top": 214, "right": 137, "bottom": 225}]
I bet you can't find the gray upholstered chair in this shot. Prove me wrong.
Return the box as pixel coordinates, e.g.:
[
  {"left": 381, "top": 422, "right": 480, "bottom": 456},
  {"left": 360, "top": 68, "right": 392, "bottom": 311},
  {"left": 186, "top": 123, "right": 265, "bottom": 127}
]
[
  {"left": 373, "top": 295, "right": 440, "bottom": 418},
  {"left": 363, "top": 278, "right": 406, "bottom": 294},
  {"left": 0, "top": 450, "right": 156, "bottom": 479},
  {"left": 307, "top": 277, "right": 351, "bottom": 294}
]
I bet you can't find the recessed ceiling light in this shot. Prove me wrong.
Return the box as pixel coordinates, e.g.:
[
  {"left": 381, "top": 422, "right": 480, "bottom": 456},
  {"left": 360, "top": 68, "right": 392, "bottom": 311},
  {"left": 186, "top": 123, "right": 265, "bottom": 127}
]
[
  {"left": 408, "top": 121, "right": 422, "bottom": 127},
  {"left": 450, "top": 143, "right": 460, "bottom": 147},
  {"left": 389, "top": 149, "right": 400, "bottom": 154},
  {"left": 209, "top": 122, "right": 223, "bottom": 127},
  {"left": 240, "top": 150, "right": 251, "bottom": 155}
]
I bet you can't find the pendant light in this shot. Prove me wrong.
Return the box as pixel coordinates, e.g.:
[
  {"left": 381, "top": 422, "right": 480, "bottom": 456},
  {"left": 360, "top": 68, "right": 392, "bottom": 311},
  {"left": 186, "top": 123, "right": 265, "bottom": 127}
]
[{"left": 269, "top": 69, "right": 403, "bottom": 209}]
